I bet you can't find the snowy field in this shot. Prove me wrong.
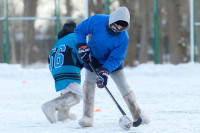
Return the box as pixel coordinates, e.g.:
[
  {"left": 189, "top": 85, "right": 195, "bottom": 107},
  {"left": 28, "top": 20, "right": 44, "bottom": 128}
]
[{"left": 0, "top": 63, "right": 200, "bottom": 133}]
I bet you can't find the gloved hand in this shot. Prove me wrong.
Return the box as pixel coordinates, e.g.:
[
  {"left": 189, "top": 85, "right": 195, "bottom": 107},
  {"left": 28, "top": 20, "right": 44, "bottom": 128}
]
[
  {"left": 96, "top": 67, "right": 109, "bottom": 88},
  {"left": 76, "top": 43, "right": 90, "bottom": 62}
]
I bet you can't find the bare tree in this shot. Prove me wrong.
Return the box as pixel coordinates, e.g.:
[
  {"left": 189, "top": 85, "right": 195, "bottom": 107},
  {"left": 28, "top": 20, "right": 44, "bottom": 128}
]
[
  {"left": 167, "top": 0, "right": 188, "bottom": 64},
  {"left": 89, "top": 0, "right": 104, "bottom": 15},
  {"left": 21, "top": 0, "right": 38, "bottom": 66},
  {"left": 139, "top": 0, "right": 152, "bottom": 63},
  {"left": 66, "top": 0, "right": 72, "bottom": 16},
  {"left": 118, "top": 0, "right": 139, "bottom": 66},
  {"left": 9, "top": 1, "right": 17, "bottom": 64}
]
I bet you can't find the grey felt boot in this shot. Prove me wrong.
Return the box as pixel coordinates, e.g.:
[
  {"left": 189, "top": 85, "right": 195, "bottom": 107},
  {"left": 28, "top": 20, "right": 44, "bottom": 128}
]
[
  {"left": 57, "top": 108, "right": 77, "bottom": 121},
  {"left": 41, "top": 92, "right": 80, "bottom": 123},
  {"left": 79, "top": 83, "right": 96, "bottom": 127},
  {"left": 123, "top": 91, "right": 150, "bottom": 127}
]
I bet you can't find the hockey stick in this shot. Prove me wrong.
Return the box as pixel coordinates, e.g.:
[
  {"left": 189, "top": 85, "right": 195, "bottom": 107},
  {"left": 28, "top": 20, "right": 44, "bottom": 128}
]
[
  {"left": 88, "top": 63, "right": 126, "bottom": 116},
  {"left": 88, "top": 63, "right": 142, "bottom": 127}
]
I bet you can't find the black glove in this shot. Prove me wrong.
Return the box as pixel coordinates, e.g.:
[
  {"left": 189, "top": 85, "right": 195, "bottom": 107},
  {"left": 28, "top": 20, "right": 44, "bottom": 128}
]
[
  {"left": 96, "top": 67, "right": 109, "bottom": 88},
  {"left": 76, "top": 43, "right": 90, "bottom": 62}
]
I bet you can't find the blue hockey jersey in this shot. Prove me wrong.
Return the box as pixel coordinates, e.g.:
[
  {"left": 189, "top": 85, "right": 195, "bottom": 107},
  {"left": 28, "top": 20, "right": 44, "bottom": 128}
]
[
  {"left": 74, "top": 14, "right": 129, "bottom": 73},
  {"left": 48, "top": 33, "right": 83, "bottom": 92}
]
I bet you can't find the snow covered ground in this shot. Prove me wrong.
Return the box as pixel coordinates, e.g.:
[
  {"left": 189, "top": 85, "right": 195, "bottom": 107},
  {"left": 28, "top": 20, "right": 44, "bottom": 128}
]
[{"left": 0, "top": 63, "right": 199, "bottom": 133}]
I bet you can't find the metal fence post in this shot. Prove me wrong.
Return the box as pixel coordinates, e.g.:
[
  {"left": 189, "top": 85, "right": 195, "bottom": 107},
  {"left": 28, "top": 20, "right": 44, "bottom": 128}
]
[
  {"left": 2, "top": 0, "right": 5, "bottom": 62},
  {"left": 2, "top": 0, "right": 10, "bottom": 63},
  {"left": 153, "top": 0, "right": 159, "bottom": 64},
  {"left": 105, "top": 0, "right": 110, "bottom": 15},
  {"left": 190, "top": 0, "right": 195, "bottom": 62},
  {"left": 193, "top": 0, "right": 196, "bottom": 62},
  {"left": 6, "top": 0, "right": 10, "bottom": 63},
  {"left": 2, "top": 0, "right": 7, "bottom": 63}
]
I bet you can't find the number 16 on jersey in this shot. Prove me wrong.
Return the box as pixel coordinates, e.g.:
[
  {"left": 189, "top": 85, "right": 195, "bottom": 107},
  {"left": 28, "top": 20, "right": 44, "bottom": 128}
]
[{"left": 49, "top": 45, "right": 66, "bottom": 71}]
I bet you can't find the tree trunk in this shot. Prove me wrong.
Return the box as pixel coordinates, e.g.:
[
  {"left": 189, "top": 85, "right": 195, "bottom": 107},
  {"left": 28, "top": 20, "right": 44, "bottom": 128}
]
[
  {"left": 119, "top": 0, "right": 138, "bottom": 66},
  {"left": 21, "top": 0, "right": 38, "bottom": 66},
  {"left": 66, "top": 0, "right": 72, "bottom": 16},
  {"left": 9, "top": 2, "right": 17, "bottom": 64},
  {"left": 167, "top": 0, "right": 187, "bottom": 64},
  {"left": 139, "top": 0, "right": 151, "bottom": 63},
  {"left": 89, "top": 0, "right": 104, "bottom": 16}
]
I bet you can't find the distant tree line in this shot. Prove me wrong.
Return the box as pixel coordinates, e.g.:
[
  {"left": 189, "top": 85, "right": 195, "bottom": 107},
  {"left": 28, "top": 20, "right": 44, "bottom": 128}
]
[{"left": 0, "top": 0, "right": 200, "bottom": 67}]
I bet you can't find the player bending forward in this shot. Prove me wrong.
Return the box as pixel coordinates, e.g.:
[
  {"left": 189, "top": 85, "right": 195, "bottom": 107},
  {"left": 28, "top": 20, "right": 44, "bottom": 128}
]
[
  {"left": 41, "top": 22, "right": 84, "bottom": 123},
  {"left": 75, "top": 7, "right": 150, "bottom": 127}
]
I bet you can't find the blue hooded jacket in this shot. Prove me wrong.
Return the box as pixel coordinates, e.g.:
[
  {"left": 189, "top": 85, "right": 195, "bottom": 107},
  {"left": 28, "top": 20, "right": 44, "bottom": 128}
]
[{"left": 74, "top": 14, "right": 129, "bottom": 73}]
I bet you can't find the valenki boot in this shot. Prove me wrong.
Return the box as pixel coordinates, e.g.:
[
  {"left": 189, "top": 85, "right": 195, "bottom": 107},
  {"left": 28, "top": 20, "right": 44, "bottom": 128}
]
[
  {"left": 57, "top": 108, "right": 77, "bottom": 121},
  {"left": 41, "top": 92, "right": 80, "bottom": 123},
  {"left": 123, "top": 91, "right": 150, "bottom": 127},
  {"left": 79, "top": 83, "right": 96, "bottom": 127}
]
